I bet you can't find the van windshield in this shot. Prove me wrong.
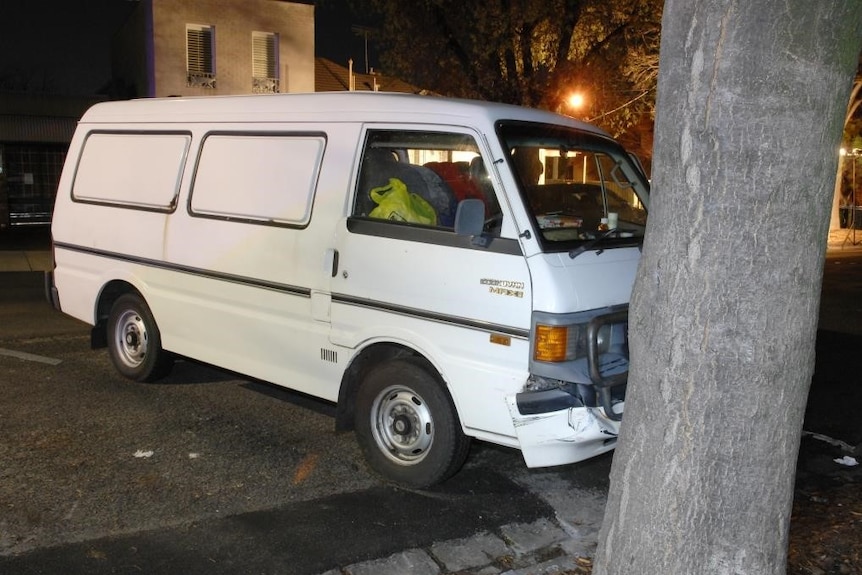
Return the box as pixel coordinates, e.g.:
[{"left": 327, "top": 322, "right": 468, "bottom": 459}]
[{"left": 497, "top": 121, "right": 649, "bottom": 251}]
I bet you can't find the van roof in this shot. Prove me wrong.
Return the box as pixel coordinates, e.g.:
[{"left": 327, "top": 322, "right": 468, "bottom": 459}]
[{"left": 78, "top": 91, "right": 608, "bottom": 136}]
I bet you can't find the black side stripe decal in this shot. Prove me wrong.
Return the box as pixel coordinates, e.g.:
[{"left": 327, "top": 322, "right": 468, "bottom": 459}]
[
  {"left": 331, "top": 293, "right": 530, "bottom": 339},
  {"left": 53, "top": 242, "right": 530, "bottom": 339},
  {"left": 53, "top": 242, "right": 311, "bottom": 297}
]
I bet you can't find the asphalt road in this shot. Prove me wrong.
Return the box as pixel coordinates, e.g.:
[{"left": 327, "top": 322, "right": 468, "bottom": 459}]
[{"left": 0, "top": 271, "right": 612, "bottom": 574}]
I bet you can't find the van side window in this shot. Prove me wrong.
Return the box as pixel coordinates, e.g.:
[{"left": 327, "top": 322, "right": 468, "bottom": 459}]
[
  {"left": 72, "top": 132, "right": 190, "bottom": 210},
  {"left": 354, "top": 130, "right": 501, "bottom": 232},
  {"left": 190, "top": 133, "right": 324, "bottom": 226}
]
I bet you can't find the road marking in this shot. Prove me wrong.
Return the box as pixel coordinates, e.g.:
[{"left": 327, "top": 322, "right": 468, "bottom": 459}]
[{"left": 0, "top": 348, "right": 62, "bottom": 365}]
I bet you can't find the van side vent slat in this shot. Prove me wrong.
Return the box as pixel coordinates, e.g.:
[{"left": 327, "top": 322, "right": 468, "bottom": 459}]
[{"left": 320, "top": 348, "right": 338, "bottom": 363}]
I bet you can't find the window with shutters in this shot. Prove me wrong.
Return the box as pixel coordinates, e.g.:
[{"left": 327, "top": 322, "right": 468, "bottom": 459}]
[
  {"left": 252, "top": 31, "right": 279, "bottom": 93},
  {"left": 187, "top": 24, "right": 216, "bottom": 88}
]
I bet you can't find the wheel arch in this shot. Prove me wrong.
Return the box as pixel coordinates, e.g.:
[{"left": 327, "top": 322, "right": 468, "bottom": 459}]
[
  {"left": 91, "top": 280, "right": 143, "bottom": 349},
  {"left": 334, "top": 341, "right": 449, "bottom": 433}
]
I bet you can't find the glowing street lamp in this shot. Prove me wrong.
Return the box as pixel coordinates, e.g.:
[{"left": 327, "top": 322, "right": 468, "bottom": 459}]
[{"left": 567, "top": 92, "right": 586, "bottom": 111}]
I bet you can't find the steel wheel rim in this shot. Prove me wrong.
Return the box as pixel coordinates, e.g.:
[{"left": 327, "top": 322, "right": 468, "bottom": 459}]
[
  {"left": 370, "top": 385, "right": 434, "bottom": 465},
  {"left": 114, "top": 309, "right": 148, "bottom": 368}
]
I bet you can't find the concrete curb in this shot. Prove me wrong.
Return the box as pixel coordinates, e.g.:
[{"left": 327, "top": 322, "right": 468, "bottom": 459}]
[{"left": 319, "top": 517, "right": 591, "bottom": 575}]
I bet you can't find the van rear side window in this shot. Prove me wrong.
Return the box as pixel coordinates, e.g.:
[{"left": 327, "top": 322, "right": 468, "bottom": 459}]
[
  {"left": 72, "top": 132, "right": 190, "bottom": 210},
  {"left": 190, "top": 133, "right": 325, "bottom": 226}
]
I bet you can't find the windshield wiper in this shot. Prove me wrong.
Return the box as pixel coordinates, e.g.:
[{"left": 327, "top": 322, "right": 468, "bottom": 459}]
[{"left": 568, "top": 228, "right": 619, "bottom": 260}]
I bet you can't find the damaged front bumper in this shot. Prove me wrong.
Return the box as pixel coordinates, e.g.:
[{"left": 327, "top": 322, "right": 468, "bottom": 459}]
[{"left": 506, "top": 392, "right": 622, "bottom": 467}]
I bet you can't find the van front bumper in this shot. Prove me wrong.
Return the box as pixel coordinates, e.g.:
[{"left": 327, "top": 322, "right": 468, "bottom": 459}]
[{"left": 506, "top": 393, "right": 621, "bottom": 468}]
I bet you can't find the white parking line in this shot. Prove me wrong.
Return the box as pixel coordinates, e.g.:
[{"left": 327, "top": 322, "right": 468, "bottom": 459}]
[{"left": 0, "top": 348, "right": 62, "bottom": 365}]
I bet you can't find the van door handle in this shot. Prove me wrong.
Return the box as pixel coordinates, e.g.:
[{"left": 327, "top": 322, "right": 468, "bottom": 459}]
[{"left": 324, "top": 248, "right": 339, "bottom": 277}]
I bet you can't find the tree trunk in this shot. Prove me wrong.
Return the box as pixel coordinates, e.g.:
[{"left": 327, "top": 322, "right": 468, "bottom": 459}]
[{"left": 593, "top": 2, "right": 862, "bottom": 574}]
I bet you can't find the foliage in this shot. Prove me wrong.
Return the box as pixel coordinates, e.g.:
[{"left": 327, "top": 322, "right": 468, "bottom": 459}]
[
  {"left": 351, "top": 0, "right": 662, "bottom": 140},
  {"left": 838, "top": 55, "right": 862, "bottom": 203},
  {"left": 843, "top": 54, "right": 862, "bottom": 145}
]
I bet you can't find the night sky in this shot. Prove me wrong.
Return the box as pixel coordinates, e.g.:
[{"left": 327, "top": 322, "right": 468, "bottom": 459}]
[{"left": 0, "top": 0, "right": 370, "bottom": 96}]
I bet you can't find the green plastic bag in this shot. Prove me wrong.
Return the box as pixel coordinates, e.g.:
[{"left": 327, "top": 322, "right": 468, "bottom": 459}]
[{"left": 368, "top": 178, "right": 437, "bottom": 225}]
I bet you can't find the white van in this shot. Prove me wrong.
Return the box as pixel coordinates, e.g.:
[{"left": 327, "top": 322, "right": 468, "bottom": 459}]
[{"left": 49, "top": 92, "right": 649, "bottom": 487}]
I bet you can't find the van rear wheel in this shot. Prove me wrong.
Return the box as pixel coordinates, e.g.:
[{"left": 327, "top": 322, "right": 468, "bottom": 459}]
[
  {"left": 107, "top": 293, "right": 173, "bottom": 382},
  {"left": 355, "top": 358, "right": 470, "bottom": 488}
]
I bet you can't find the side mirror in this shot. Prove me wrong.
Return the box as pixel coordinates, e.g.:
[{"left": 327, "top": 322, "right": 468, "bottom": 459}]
[{"left": 454, "top": 199, "right": 485, "bottom": 237}]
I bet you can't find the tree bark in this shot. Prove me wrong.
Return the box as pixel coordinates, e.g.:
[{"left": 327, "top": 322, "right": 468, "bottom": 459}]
[{"left": 594, "top": 2, "right": 862, "bottom": 574}]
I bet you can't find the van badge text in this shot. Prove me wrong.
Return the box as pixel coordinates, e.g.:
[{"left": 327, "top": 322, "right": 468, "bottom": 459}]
[{"left": 480, "top": 278, "right": 524, "bottom": 298}]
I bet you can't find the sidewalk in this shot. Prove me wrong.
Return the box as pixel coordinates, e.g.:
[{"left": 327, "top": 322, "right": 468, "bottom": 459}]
[
  {"left": 0, "top": 228, "right": 52, "bottom": 272},
  {"left": 0, "top": 249, "right": 52, "bottom": 272},
  {"left": 828, "top": 227, "right": 862, "bottom": 254}
]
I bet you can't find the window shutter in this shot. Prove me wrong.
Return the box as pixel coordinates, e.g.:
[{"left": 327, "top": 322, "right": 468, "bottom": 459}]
[
  {"left": 252, "top": 32, "right": 277, "bottom": 78},
  {"left": 252, "top": 32, "right": 279, "bottom": 93},
  {"left": 187, "top": 26, "right": 214, "bottom": 75}
]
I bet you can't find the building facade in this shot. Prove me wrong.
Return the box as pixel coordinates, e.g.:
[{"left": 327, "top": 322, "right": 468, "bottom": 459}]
[
  {"left": 1, "top": 0, "right": 315, "bottom": 230},
  {"left": 0, "top": 93, "right": 102, "bottom": 230},
  {"left": 112, "top": 0, "right": 314, "bottom": 98}
]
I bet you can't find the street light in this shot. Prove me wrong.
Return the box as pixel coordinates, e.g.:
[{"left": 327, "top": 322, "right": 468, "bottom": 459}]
[{"left": 567, "top": 92, "right": 585, "bottom": 112}]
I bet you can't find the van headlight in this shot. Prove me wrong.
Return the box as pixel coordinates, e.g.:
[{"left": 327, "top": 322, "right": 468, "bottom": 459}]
[
  {"left": 533, "top": 322, "right": 610, "bottom": 363},
  {"left": 529, "top": 308, "right": 629, "bottom": 419}
]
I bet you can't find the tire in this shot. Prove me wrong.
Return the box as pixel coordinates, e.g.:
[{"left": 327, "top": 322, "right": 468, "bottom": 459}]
[
  {"left": 107, "top": 293, "right": 173, "bottom": 382},
  {"left": 355, "top": 358, "right": 470, "bottom": 488}
]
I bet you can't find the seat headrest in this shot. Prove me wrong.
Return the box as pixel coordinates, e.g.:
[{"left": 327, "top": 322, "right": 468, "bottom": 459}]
[{"left": 365, "top": 148, "right": 397, "bottom": 164}]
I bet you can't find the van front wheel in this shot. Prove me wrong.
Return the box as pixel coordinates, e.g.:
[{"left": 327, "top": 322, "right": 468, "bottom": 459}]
[
  {"left": 355, "top": 358, "right": 470, "bottom": 488},
  {"left": 107, "top": 293, "right": 173, "bottom": 382}
]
